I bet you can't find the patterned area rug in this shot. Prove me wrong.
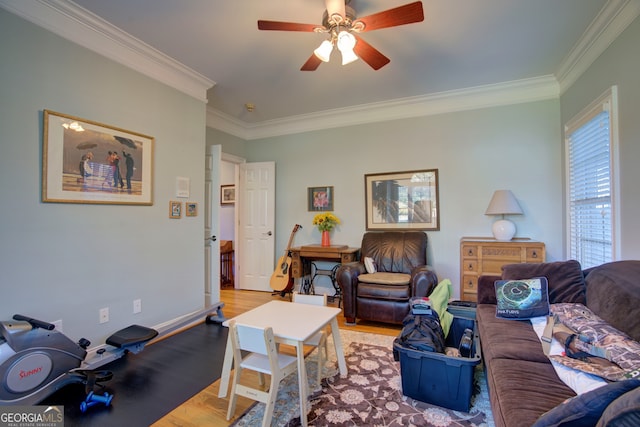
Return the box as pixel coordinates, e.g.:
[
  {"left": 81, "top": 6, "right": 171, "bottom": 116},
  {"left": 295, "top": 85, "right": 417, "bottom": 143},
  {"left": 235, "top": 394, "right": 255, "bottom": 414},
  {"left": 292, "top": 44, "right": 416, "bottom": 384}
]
[{"left": 230, "top": 330, "right": 495, "bottom": 427}]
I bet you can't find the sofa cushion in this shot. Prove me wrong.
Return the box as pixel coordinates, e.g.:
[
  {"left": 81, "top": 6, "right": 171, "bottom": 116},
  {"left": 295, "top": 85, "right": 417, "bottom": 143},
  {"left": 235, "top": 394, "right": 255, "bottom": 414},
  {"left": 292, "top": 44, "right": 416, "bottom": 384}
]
[
  {"left": 358, "top": 272, "right": 410, "bottom": 285},
  {"left": 502, "top": 260, "right": 586, "bottom": 304},
  {"left": 495, "top": 277, "right": 550, "bottom": 319},
  {"left": 357, "top": 281, "right": 410, "bottom": 301},
  {"left": 476, "top": 304, "right": 550, "bottom": 364},
  {"left": 531, "top": 378, "right": 640, "bottom": 427},
  {"left": 597, "top": 383, "right": 640, "bottom": 426},
  {"left": 486, "top": 358, "right": 575, "bottom": 427},
  {"left": 585, "top": 260, "right": 640, "bottom": 342}
]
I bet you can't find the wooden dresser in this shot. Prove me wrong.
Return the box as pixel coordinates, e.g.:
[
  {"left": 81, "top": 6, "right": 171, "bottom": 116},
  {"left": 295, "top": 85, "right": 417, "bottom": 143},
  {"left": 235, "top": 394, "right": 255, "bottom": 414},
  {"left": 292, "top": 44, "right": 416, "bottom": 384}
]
[{"left": 460, "top": 237, "right": 545, "bottom": 301}]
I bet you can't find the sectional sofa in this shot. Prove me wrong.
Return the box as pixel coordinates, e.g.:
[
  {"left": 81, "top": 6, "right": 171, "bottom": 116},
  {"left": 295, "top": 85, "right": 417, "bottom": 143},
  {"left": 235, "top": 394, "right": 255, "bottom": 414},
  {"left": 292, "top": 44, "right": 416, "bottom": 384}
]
[{"left": 476, "top": 260, "right": 640, "bottom": 427}]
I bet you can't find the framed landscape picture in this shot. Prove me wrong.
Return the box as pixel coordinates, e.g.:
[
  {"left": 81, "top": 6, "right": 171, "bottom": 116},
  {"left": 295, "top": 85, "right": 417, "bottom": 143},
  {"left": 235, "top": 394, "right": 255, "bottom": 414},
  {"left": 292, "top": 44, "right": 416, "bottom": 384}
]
[
  {"left": 42, "top": 110, "right": 154, "bottom": 205},
  {"left": 365, "top": 169, "right": 439, "bottom": 231},
  {"left": 221, "top": 185, "right": 235, "bottom": 205}
]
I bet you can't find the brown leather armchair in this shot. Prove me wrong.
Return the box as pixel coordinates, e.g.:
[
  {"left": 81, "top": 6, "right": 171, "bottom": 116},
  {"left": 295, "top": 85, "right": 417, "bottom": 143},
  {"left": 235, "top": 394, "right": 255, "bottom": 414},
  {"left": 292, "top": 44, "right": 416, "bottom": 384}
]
[{"left": 336, "top": 231, "right": 438, "bottom": 325}]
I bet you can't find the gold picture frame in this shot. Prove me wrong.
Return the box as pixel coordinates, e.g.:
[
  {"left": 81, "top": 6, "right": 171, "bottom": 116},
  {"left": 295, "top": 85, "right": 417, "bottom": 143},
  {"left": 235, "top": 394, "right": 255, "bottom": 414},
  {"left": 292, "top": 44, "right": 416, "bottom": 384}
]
[
  {"left": 42, "top": 109, "right": 154, "bottom": 205},
  {"left": 186, "top": 202, "right": 198, "bottom": 217},
  {"left": 365, "top": 169, "right": 439, "bottom": 231},
  {"left": 169, "top": 201, "right": 182, "bottom": 219}
]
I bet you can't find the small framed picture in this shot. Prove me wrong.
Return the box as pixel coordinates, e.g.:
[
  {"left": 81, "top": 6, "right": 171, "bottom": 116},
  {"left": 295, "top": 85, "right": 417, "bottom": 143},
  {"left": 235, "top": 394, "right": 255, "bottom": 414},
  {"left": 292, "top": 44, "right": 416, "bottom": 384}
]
[
  {"left": 308, "top": 186, "right": 334, "bottom": 211},
  {"left": 186, "top": 202, "right": 198, "bottom": 217},
  {"left": 221, "top": 185, "right": 235, "bottom": 205},
  {"left": 169, "top": 201, "right": 182, "bottom": 219}
]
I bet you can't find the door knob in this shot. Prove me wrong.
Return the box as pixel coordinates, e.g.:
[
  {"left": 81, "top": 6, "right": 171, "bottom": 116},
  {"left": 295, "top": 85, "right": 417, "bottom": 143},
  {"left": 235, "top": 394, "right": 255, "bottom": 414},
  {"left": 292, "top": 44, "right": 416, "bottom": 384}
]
[
  {"left": 265, "top": 231, "right": 273, "bottom": 236},
  {"left": 209, "top": 235, "right": 217, "bottom": 242}
]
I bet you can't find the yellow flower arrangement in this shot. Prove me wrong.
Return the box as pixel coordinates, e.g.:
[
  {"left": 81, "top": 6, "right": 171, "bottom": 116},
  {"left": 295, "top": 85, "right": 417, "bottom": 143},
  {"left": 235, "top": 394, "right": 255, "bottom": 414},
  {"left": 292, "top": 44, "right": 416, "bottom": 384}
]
[{"left": 312, "top": 212, "right": 340, "bottom": 232}]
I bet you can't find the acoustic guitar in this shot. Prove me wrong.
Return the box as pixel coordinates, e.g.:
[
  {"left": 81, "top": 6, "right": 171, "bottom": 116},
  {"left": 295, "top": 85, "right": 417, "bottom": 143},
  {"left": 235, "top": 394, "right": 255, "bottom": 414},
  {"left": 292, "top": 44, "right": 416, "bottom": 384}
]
[{"left": 270, "top": 224, "right": 301, "bottom": 293}]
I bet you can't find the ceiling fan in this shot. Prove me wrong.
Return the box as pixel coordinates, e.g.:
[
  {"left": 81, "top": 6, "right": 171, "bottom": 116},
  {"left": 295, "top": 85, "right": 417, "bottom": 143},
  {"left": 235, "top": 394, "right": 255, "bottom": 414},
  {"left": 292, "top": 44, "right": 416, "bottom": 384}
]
[{"left": 257, "top": 0, "right": 424, "bottom": 71}]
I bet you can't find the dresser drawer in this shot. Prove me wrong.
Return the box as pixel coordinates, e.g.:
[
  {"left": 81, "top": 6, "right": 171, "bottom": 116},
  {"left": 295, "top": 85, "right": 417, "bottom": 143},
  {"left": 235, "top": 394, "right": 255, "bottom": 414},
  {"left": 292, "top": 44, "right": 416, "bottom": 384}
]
[
  {"left": 481, "top": 259, "right": 509, "bottom": 276},
  {"left": 461, "top": 244, "right": 478, "bottom": 258},
  {"left": 462, "top": 260, "right": 478, "bottom": 273},
  {"left": 462, "top": 275, "right": 477, "bottom": 293},
  {"left": 480, "top": 245, "right": 522, "bottom": 261},
  {"left": 526, "top": 247, "right": 544, "bottom": 262}
]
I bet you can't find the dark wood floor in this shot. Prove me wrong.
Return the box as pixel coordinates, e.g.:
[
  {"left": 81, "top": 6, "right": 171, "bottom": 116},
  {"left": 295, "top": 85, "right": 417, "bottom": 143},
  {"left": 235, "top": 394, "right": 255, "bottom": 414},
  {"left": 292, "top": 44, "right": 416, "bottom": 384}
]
[{"left": 42, "top": 321, "right": 228, "bottom": 427}]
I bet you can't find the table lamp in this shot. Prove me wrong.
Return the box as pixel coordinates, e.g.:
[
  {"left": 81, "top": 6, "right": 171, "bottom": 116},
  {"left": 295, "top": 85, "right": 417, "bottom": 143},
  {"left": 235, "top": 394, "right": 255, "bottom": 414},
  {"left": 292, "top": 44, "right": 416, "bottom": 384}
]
[{"left": 485, "top": 190, "right": 523, "bottom": 241}]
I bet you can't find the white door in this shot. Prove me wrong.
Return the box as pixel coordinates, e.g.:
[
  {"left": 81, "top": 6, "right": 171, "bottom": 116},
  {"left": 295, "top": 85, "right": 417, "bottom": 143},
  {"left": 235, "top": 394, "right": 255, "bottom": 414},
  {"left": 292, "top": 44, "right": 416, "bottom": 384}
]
[
  {"left": 238, "top": 162, "right": 275, "bottom": 291},
  {"left": 204, "top": 145, "right": 221, "bottom": 306}
]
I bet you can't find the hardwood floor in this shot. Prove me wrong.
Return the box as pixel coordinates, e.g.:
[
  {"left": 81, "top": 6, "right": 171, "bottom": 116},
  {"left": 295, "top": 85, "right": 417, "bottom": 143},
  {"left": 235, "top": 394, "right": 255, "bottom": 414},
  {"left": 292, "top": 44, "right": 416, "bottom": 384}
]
[{"left": 152, "top": 288, "right": 402, "bottom": 426}]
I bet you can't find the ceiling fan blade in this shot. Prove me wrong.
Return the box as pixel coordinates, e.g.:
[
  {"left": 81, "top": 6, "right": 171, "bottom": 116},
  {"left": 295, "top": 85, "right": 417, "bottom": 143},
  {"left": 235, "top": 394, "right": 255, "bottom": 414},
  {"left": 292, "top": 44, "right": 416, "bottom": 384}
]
[
  {"left": 325, "top": 0, "right": 346, "bottom": 18},
  {"left": 355, "top": 1, "right": 424, "bottom": 32},
  {"left": 301, "top": 54, "right": 323, "bottom": 71},
  {"left": 353, "top": 35, "right": 390, "bottom": 70},
  {"left": 257, "top": 20, "right": 320, "bottom": 32}
]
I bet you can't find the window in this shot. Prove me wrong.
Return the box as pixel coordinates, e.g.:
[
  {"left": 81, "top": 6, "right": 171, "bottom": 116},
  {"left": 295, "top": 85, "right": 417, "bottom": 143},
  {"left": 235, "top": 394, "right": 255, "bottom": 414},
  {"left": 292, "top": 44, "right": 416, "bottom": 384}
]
[{"left": 564, "top": 86, "right": 619, "bottom": 268}]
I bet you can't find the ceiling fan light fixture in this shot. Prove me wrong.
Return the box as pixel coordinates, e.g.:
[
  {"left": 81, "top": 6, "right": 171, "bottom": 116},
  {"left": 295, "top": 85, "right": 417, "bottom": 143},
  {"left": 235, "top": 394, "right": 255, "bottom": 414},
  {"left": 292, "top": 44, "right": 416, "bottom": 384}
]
[
  {"left": 313, "top": 39, "right": 333, "bottom": 62},
  {"left": 336, "top": 31, "right": 358, "bottom": 65}
]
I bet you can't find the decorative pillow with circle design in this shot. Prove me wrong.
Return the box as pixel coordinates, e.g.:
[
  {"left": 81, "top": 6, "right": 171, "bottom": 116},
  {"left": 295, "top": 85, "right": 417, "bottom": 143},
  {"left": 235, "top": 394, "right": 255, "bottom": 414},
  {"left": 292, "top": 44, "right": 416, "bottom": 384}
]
[{"left": 494, "top": 277, "right": 550, "bottom": 319}]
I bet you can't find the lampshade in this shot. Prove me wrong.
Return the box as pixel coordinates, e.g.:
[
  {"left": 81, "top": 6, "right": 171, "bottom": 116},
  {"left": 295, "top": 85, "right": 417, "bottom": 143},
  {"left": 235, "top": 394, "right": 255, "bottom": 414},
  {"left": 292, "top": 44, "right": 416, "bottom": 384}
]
[
  {"left": 337, "top": 31, "right": 358, "bottom": 65},
  {"left": 313, "top": 40, "right": 333, "bottom": 62},
  {"left": 485, "top": 190, "right": 523, "bottom": 216},
  {"left": 485, "top": 190, "right": 523, "bottom": 241}
]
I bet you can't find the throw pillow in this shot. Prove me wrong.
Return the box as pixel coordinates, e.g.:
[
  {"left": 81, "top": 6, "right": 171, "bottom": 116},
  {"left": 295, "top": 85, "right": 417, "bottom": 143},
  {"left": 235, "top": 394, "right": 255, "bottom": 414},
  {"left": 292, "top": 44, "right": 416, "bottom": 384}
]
[
  {"left": 364, "top": 256, "right": 377, "bottom": 274},
  {"left": 531, "top": 378, "right": 640, "bottom": 427},
  {"left": 502, "top": 260, "right": 586, "bottom": 304},
  {"left": 495, "top": 277, "right": 550, "bottom": 319},
  {"left": 428, "top": 279, "right": 453, "bottom": 338},
  {"left": 597, "top": 383, "right": 640, "bottom": 426}
]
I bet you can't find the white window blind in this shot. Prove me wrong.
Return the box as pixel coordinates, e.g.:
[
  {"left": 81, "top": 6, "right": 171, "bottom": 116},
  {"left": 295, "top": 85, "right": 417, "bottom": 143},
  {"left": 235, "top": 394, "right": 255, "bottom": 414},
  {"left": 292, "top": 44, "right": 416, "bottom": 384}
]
[{"left": 565, "top": 88, "right": 618, "bottom": 268}]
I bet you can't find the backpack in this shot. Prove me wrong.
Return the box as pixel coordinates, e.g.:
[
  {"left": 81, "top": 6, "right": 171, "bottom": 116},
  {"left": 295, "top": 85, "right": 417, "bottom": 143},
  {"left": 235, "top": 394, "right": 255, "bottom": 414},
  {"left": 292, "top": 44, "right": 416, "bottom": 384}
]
[{"left": 398, "top": 310, "right": 446, "bottom": 354}]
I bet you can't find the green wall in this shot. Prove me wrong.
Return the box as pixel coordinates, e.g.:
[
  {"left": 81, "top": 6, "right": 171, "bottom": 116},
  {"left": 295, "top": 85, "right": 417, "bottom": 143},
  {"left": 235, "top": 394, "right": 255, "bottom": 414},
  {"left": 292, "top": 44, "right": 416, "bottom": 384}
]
[
  {"left": 242, "top": 100, "right": 563, "bottom": 294},
  {"left": 560, "top": 15, "right": 640, "bottom": 260},
  {"left": 0, "top": 9, "right": 208, "bottom": 345}
]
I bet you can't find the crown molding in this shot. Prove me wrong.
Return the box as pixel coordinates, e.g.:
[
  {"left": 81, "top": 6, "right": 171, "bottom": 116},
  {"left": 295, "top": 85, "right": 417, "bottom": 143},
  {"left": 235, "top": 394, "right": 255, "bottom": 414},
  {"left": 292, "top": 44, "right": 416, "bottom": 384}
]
[
  {"left": 207, "top": 75, "right": 559, "bottom": 140},
  {"left": 556, "top": 0, "right": 640, "bottom": 94},
  {"left": 4, "top": 0, "right": 633, "bottom": 138},
  {"left": 0, "top": 0, "right": 214, "bottom": 102}
]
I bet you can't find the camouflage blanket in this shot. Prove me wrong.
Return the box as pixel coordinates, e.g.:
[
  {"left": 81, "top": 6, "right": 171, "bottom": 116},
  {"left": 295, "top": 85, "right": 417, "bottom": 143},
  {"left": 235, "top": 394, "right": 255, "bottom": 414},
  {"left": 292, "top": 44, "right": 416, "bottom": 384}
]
[{"left": 549, "top": 303, "right": 640, "bottom": 381}]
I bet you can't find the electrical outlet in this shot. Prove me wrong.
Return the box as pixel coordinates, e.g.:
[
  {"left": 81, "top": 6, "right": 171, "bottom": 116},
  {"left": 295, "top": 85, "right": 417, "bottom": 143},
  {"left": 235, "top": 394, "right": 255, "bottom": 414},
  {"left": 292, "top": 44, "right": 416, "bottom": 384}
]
[
  {"left": 99, "top": 307, "right": 109, "bottom": 324},
  {"left": 133, "top": 299, "right": 142, "bottom": 314},
  {"left": 52, "top": 319, "right": 63, "bottom": 332}
]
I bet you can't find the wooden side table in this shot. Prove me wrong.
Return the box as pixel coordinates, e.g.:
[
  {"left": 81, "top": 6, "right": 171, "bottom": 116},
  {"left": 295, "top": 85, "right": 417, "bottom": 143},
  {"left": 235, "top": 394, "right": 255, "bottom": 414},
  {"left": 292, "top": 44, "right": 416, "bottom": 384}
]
[
  {"left": 459, "top": 237, "right": 545, "bottom": 302},
  {"left": 289, "top": 245, "right": 360, "bottom": 303}
]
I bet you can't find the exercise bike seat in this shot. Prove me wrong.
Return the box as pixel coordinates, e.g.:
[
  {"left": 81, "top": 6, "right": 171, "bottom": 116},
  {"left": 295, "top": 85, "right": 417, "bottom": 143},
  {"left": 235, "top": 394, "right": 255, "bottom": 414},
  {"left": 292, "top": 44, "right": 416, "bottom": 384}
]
[{"left": 106, "top": 325, "right": 158, "bottom": 350}]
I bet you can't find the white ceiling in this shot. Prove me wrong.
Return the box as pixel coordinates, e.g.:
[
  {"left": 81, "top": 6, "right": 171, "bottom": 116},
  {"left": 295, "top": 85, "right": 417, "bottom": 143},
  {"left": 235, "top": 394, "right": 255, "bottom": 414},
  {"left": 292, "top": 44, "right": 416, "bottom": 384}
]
[{"left": 5, "top": 0, "right": 639, "bottom": 138}]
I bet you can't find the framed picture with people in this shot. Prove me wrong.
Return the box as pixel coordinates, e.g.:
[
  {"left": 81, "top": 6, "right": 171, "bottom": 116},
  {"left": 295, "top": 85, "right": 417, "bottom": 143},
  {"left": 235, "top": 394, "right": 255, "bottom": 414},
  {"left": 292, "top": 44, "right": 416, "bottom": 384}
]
[{"left": 42, "top": 110, "right": 154, "bottom": 205}]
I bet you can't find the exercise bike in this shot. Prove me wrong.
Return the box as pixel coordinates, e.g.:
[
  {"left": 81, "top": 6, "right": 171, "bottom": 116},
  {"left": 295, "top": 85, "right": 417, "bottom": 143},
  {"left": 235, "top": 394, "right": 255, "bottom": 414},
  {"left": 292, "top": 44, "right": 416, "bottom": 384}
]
[{"left": 0, "top": 314, "right": 158, "bottom": 412}]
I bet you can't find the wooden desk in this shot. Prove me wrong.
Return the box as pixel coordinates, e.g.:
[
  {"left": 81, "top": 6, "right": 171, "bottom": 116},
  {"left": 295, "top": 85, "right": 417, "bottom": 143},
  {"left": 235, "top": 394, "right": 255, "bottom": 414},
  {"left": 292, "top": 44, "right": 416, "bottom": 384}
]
[
  {"left": 290, "top": 244, "right": 360, "bottom": 278},
  {"left": 218, "top": 301, "right": 346, "bottom": 427}
]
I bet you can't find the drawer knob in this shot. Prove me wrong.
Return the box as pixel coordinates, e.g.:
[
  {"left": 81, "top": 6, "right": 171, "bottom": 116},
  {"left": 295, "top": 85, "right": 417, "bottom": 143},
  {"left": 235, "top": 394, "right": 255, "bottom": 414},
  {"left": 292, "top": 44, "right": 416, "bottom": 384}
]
[
  {"left": 468, "top": 263, "right": 473, "bottom": 270},
  {"left": 467, "top": 249, "right": 473, "bottom": 256},
  {"left": 532, "top": 251, "right": 538, "bottom": 258},
  {"left": 466, "top": 281, "right": 473, "bottom": 288}
]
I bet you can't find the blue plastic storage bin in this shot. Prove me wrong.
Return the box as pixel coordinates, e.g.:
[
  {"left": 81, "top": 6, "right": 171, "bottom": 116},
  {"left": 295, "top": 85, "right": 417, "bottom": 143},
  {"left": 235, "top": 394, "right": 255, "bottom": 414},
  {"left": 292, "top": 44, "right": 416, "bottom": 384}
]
[{"left": 393, "top": 315, "right": 481, "bottom": 412}]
